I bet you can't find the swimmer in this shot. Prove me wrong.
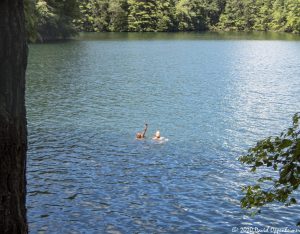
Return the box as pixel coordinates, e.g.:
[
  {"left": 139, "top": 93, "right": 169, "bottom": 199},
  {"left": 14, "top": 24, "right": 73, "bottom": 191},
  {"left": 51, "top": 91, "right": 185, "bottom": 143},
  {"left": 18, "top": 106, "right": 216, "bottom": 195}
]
[
  {"left": 136, "top": 123, "right": 148, "bottom": 139},
  {"left": 152, "top": 130, "right": 161, "bottom": 140}
]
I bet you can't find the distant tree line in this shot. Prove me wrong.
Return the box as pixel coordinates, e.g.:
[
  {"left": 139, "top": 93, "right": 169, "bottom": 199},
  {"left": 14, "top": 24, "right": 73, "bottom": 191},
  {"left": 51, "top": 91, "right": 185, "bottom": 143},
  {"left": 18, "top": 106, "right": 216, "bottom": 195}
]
[{"left": 25, "top": 0, "right": 300, "bottom": 42}]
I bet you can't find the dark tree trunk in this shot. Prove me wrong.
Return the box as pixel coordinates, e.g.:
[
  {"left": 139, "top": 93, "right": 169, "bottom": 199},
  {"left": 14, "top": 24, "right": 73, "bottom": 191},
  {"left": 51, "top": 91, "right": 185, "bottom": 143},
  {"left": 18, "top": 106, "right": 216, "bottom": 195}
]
[{"left": 0, "top": 0, "right": 28, "bottom": 233}]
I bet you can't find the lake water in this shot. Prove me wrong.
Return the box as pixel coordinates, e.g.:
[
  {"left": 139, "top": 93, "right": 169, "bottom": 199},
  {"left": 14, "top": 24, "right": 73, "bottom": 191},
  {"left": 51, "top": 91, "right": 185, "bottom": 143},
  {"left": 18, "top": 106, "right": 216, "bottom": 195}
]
[{"left": 26, "top": 32, "right": 300, "bottom": 233}]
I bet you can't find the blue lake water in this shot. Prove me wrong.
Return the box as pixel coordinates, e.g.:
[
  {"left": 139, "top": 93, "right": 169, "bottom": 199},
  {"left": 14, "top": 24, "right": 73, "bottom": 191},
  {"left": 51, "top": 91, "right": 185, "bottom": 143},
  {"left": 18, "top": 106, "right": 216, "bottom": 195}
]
[{"left": 26, "top": 32, "right": 300, "bottom": 233}]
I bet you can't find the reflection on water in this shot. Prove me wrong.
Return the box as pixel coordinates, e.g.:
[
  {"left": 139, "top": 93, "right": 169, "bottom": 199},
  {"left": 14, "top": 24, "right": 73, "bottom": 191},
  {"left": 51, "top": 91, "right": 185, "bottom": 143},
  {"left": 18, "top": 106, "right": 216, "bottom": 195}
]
[
  {"left": 77, "top": 31, "right": 300, "bottom": 41},
  {"left": 26, "top": 33, "right": 300, "bottom": 233}
]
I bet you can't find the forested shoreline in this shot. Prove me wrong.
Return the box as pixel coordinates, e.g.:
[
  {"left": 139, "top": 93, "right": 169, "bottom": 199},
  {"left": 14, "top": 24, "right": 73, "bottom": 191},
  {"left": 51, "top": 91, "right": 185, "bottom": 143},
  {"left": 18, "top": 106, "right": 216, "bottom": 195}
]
[{"left": 25, "top": 0, "right": 300, "bottom": 42}]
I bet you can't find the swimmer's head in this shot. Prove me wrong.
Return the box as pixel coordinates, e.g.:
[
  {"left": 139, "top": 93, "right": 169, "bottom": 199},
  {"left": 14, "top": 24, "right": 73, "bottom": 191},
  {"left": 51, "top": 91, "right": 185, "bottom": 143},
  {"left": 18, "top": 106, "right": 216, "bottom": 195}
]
[
  {"left": 155, "top": 130, "right": 160, "bottom": 138},
  {"left": 136, "top": 132, "right": 142, "bottom": 139}
]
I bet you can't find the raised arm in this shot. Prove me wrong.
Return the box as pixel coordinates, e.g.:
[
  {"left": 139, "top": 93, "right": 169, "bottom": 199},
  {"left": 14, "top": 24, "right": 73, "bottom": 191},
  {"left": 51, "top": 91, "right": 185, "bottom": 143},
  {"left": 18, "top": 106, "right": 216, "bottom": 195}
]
[{"left": 142, "top": 123, "right": 148, "bottom": 138}]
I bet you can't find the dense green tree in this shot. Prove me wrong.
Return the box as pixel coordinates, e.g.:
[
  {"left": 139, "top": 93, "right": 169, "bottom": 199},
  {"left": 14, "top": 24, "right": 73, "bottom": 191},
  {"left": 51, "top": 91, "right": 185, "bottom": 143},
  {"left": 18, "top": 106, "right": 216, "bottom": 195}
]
[
  {"left": 285, "top": 0, "right": 300, "bottom": 33},
  {"left": 91, "top": 0, "right": 110, "bottom": 31},
  {"left": 108, "top": 0, "right": 128, "bottom": 31},
  {"left": 218, "top": 0, "right": 261, "bottom": 31},
  {"left": 35, "top": 0, "right": 61, "bottom": 40},
  {"left": 77, "top": 0, "right": 129, "bottom": 32},
  {"left": 175, "top": 0, "right": 221, "bottom": 31},
  {"left": 218, "top": 0, "right": 245, "bottom": 30},
  {"left": 270, "top": 0, "right": 287, "bottom": 32},
  {"left": 75, "top": 0, "right": 94, "bottom": 32},
  {"left": 128, "top": 0, "right": 158, "bottom": 31},
  {"left": 156, "top": 0, "right": 177, "bottom": 31},
  {"left": 25, "top": 0, "right": 79, "bottom": 41},
  {"left": 36, "top": 0, "right": 79, "bottom": 40},
  {"left": 219, "top": 0, "right": 300, "bottom": 33},
  {"left": 175, "top": 0, "right": 194, "bottom": 31},
  {"left": 24, "top": 0, "right": 38, "bottom": 41},
  {"left": 206, "top": 0, "right": 226, "bottom": 28},
  {"left": 243, "top": 0, "right": 259, "bottom": 30},
  {"left": 253, "top": 0, "right": 273, "bottom": 31},
  {"left": 239, "top": 113, "right": 300, "bottom": 211},
  {"left": 25, "top": 0, "right": 300, "bottom": 40}
]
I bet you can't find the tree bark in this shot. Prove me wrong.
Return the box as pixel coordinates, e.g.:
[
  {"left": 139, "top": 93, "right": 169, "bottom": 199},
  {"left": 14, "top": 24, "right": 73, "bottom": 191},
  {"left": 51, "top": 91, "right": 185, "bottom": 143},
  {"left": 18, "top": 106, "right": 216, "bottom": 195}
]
[{"left": 0, "top": 0, "right": 28, "bottom": 233}]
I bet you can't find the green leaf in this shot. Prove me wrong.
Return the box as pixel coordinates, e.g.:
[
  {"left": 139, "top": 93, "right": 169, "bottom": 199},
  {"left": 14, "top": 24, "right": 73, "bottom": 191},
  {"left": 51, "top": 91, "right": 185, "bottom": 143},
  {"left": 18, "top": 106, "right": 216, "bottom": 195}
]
[
  {"left": 239, "top": 113, "right": 300, "bottom": 221},
  {"left": 290, "top": 198, "right": 297, "bottom": 204},
  {"left": 255, "top": 161, "right": 263, "bottom": 167},
  {"left": 279, "top": 139, "right": 293, "bottom": 150}
]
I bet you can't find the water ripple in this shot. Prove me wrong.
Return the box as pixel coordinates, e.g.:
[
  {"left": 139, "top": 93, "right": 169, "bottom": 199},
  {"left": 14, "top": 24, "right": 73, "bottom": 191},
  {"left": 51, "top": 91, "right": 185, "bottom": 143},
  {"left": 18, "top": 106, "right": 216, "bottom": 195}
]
[{"left": 26, "top": 36, "right": 300, "bottom": 233}]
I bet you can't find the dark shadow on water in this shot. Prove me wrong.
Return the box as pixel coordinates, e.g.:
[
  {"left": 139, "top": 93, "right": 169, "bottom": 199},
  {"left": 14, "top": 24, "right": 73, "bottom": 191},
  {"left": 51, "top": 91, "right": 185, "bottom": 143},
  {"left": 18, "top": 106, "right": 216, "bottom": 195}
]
[{"left": 75, "top": 31, "right": 300, "bottom": 41}]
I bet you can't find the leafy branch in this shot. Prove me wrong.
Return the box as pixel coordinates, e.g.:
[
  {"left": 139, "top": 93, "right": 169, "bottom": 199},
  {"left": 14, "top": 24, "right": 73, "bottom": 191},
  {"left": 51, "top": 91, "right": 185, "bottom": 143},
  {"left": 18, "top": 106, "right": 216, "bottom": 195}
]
[{"left": 239, "top": 113, "right": 300, "bottom": 210}]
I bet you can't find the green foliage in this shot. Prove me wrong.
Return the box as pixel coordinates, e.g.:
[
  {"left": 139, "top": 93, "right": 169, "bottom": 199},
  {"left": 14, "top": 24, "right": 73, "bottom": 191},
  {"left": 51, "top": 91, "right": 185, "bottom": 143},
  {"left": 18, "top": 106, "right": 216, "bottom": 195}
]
[
  {"left": 239, "top": 113, "right": 300, "bottom": 210},
  {"left": 156, "top": 0, "right": 177, "bottom": 31},
  {"left": 75, "top": 0, "right": 226, "bottom": 32},
  {"left": 252, "top": 0, "right": 273, "bottom": 31},
  {"left": 217, "top": 0, "right": 245, "bottom": 31},
  {"left": 75, "top": 0, "right": 96, "bottom": 32},
  {"left": 24, "top": 0, "right": 79, "bottom": 42},
  {"left": 76, "top": 0, "right": 128, "bottom": 32},
  {"left": 270, "top": 0, "right": 287, "bottom": 31},
  {"left": 128, "top": 0, "right": 158, "bottom": 32},
  {"left": 218, "top": 0, "right": 300, "bottom": 33},
  {"left": 25, "top": 0, "right": 300, "bottom": 39},
  {"left": 90, "top": 0, "right": 110, "bottom": 32},
  {"left": 108, "top": 0, "right": 128, "bottom": 31},
  {"left": 218, "top": 0, "right": 260, "bottom": 31},
  {"left": 285, "top": 0, "right": 300, "bottom": 33},
  {"left": 24, "top": 0, "right": 38, "bottom": 42},
  {"left": 175, "top": 0, "right": 194, "bottom": 31},
  {"left": 175, "top": 0, "right": 221, "bottom": 31}
]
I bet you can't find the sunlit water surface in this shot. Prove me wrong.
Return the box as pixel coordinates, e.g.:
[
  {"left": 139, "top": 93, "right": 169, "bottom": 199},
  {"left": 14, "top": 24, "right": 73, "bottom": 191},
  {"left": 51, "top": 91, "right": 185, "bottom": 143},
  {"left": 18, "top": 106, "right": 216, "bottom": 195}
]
[{"left": 26, "top": 32, "right": 300, "bottom": 233}]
